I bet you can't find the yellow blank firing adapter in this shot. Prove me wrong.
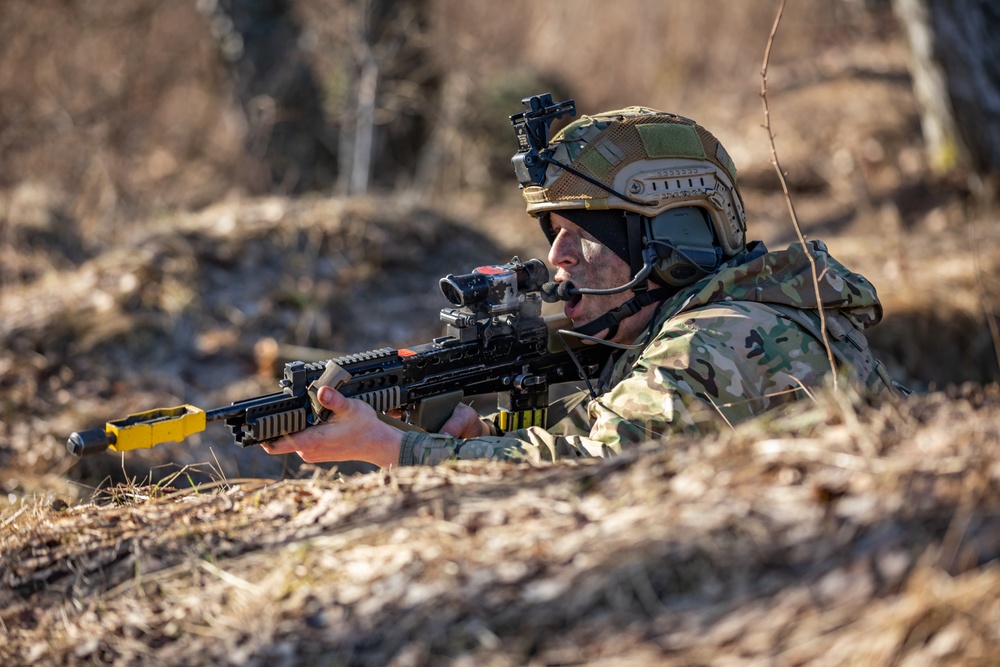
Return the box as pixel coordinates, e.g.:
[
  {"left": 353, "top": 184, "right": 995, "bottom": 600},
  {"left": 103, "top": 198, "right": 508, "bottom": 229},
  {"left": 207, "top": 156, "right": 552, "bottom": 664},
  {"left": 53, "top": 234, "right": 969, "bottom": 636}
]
[{"left": 67, "top": 405, "right": 207, "bottom": 456}]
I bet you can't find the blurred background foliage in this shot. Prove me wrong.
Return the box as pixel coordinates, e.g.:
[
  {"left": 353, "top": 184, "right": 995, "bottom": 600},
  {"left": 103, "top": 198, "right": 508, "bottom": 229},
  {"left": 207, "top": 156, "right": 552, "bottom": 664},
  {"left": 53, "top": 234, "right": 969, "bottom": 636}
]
[{"left": 0, "top": 0, "right": 909, "bottom": 223}]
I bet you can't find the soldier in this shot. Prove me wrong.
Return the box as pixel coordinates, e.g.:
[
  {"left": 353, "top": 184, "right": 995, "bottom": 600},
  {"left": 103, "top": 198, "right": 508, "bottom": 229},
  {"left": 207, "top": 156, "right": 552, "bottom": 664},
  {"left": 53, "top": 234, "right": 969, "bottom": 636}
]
[{"left": 262, "top": 104, "right": 903, "bottom": 467}]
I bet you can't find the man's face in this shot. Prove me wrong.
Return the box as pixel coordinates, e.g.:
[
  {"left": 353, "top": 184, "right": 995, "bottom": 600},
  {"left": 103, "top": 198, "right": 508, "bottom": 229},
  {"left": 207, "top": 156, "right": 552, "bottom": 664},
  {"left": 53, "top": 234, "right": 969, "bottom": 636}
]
[{"left": 546, "top": 213, "right": 641, "bottom": 340}]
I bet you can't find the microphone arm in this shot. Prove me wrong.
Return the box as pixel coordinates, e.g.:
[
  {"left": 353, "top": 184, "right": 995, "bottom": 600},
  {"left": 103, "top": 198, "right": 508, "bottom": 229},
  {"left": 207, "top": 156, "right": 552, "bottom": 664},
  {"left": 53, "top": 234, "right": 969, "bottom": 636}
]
[{"left": 540, "top": 259, "right": 655, "bottom": 303}]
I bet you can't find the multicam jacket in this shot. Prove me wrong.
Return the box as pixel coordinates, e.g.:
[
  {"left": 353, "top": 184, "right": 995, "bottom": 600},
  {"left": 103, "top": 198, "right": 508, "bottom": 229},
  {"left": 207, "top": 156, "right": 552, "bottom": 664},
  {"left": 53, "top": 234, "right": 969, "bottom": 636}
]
[{"left": 397, "top": 240, "right": 901, "bottom": 466}]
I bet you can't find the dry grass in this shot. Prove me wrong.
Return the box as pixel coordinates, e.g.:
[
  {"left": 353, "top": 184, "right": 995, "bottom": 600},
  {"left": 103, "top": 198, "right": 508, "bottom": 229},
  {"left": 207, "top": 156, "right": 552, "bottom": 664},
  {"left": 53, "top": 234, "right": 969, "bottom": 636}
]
[
  {"left": 2, "top": 2, "right": 999, "bottom": 664},
  {"left": 3, "top": 385, "right": 999, "bottom": 665}
]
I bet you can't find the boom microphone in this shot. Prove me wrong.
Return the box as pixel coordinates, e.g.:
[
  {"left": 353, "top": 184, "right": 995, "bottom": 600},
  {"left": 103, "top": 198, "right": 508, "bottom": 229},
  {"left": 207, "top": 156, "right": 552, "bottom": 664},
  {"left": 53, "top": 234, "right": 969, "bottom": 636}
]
[
  {"left": 541, "top": 267, "right": 651, "bottom": 301},
  {"left": 540, "top": 281, "right": 578, "bottom": 303}
]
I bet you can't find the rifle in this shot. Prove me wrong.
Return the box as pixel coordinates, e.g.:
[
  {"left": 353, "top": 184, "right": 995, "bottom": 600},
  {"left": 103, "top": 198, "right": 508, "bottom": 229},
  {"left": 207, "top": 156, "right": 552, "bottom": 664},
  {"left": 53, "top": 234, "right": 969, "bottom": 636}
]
[{"left": 67, "top": 257, "right": 612, "bottom": 457}]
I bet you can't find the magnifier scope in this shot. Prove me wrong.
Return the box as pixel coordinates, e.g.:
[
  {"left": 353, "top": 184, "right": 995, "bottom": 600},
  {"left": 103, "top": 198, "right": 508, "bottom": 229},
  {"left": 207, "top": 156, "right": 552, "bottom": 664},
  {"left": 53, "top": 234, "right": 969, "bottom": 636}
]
[{"left": 439, "top": 257, "right": 549, "bottom": 314}]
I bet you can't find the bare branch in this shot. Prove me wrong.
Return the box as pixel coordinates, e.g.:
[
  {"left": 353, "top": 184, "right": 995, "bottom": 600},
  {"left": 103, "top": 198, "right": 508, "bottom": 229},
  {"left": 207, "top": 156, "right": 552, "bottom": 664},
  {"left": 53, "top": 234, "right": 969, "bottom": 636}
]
[{"left": 759, "top": 0, "right": 838, "bottom": 388}]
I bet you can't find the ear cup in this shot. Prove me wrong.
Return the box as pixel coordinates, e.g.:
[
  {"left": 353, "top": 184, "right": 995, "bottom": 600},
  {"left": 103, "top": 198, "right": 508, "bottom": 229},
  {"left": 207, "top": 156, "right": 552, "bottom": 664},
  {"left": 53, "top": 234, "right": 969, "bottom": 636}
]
[{"left": 645, "top": 208, "right": 722, "bottom": 287}]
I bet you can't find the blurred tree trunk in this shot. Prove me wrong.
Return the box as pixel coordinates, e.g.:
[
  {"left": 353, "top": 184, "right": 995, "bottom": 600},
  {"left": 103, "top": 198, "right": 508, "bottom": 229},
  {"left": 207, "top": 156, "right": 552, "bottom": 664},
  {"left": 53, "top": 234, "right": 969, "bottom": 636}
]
[
  {"left": 202, "top": 0, "right": 337, "bottom": 193},
  {"left": 339, "top": 0, "right": 381, "bottom": 197},
  {"left": 894, "top": 0, "right": 1000, "bottom": 188},
  {"left": 345, "top": 52, "right": 377, "bottom": 195},
  {"left": 333, "top": 0, "right": 435, "bottom": 195},
  {"left": 206, "top": 0, "right": 437, "bottom": 197}
]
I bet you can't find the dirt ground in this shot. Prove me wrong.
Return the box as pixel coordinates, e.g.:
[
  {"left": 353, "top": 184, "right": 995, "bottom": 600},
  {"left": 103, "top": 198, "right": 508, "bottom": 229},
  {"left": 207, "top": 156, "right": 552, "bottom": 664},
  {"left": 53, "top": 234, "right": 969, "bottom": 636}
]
[{"left": 2, "top": 2, "right": 1000, "bottom": 665}]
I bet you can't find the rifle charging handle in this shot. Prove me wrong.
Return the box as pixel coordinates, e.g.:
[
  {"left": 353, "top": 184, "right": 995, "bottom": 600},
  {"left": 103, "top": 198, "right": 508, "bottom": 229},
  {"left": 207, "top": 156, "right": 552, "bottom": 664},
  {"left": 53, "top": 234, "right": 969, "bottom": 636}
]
[{"left": 67, "top": 429, "right": 112, "bottom": 457}]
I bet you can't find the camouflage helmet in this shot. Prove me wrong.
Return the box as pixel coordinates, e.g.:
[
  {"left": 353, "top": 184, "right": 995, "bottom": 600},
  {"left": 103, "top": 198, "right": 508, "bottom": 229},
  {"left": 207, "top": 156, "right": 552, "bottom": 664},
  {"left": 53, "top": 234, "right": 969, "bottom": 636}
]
[{"left": 520, "top": 106, "right": 747, "bottom": 257}]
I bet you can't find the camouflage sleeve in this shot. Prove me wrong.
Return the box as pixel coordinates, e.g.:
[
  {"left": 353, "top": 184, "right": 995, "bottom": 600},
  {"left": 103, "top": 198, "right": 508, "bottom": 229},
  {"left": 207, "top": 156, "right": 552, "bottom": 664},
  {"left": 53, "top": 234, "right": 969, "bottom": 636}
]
[{"left": 397, "top": 425, "right": 615, "bottom": 466}]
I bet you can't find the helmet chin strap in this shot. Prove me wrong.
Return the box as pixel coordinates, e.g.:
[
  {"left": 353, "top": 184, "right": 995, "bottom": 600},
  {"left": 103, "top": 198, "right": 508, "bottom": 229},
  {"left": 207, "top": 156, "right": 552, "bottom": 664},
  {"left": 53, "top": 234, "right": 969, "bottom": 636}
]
[{"left": 570, "top": 286, "right": 674, "bottom": 338}]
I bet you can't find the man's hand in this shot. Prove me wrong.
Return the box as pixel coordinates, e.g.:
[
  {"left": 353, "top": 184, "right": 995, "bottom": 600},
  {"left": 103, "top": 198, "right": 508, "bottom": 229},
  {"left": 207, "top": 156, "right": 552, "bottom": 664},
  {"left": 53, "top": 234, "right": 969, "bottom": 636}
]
[
  {"left": 385, "top": 402, "right": 491, "bottom": 438},
  {"left": 439, "top": 403, "right": 492, "bottom": 438},
  {"left": 261, "top": 386, "right": 404, "bottom": 468}
]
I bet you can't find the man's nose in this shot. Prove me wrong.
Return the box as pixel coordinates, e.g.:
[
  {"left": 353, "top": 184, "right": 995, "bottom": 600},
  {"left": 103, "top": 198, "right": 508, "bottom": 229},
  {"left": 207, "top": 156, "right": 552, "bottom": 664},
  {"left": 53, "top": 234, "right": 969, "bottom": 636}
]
[{"left": 547, "top": 229, "right": 577, "bottom": 267}]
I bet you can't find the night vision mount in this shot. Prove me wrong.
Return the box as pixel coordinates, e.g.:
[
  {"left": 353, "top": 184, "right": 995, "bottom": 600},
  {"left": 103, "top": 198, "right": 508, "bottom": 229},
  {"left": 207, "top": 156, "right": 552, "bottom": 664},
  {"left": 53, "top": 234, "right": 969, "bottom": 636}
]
[
  {"left": 509, "top": 93, "right": 655, "bottom": 208},
  {"left": 509, "top": 93, "right": 576, "bottom": 187}
]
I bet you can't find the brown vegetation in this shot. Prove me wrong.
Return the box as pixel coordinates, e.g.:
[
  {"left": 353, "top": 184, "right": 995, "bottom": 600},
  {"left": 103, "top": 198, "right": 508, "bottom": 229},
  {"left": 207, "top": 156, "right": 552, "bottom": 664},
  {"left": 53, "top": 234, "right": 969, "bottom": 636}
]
[
  {"left": 3, "top": 386, "right": 1000, "bottom": 665},
  {"left": 1, "top": 0, "right": 999, "bottom": 664}
]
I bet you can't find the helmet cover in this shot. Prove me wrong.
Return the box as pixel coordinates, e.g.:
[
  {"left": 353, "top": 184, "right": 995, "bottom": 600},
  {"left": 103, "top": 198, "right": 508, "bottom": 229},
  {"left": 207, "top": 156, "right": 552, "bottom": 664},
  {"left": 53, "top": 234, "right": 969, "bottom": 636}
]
[{"left": 521, "top": 106, "right": 747, "bottom": 257}]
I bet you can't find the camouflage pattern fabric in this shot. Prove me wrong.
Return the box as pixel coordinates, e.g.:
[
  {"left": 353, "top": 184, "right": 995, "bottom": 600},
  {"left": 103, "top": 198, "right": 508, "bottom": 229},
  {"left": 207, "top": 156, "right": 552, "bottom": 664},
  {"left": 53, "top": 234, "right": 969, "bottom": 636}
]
[{"left": 397, "top": 240, "right": 901, "bottom": 466}]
